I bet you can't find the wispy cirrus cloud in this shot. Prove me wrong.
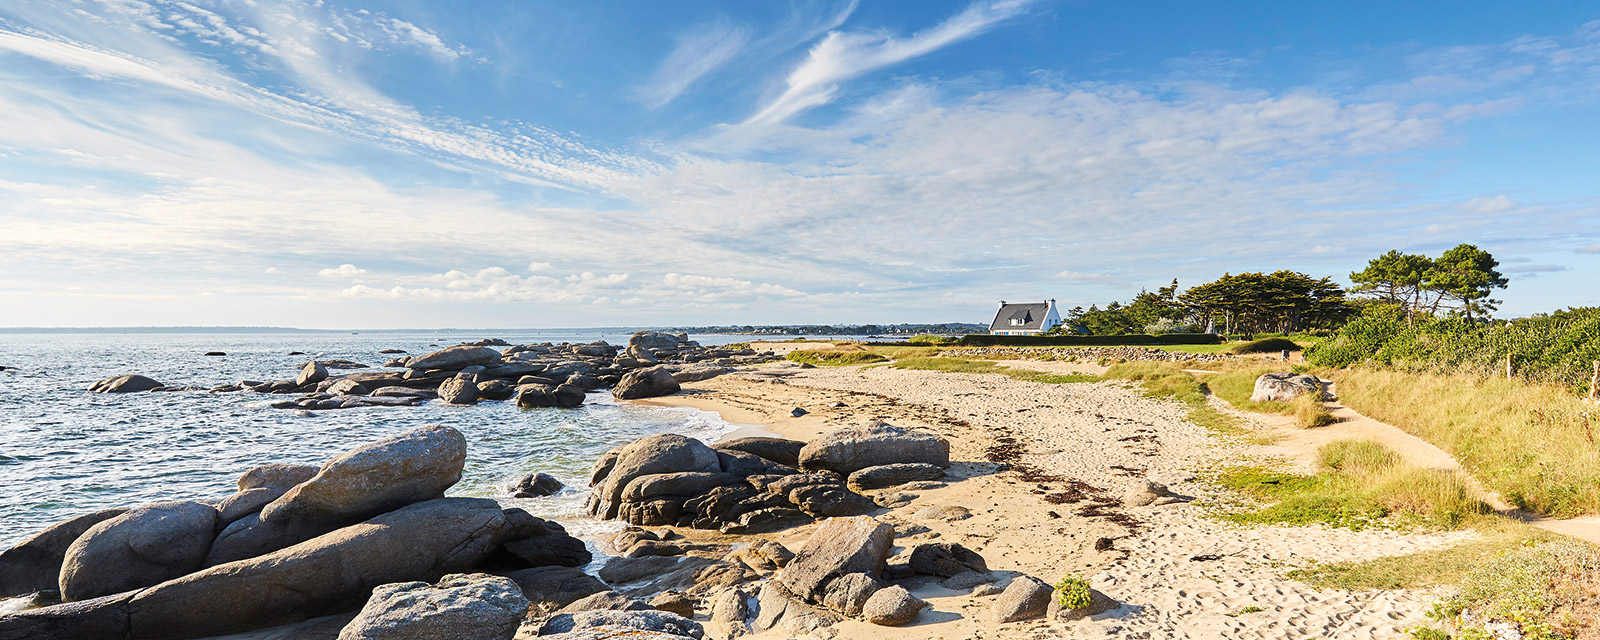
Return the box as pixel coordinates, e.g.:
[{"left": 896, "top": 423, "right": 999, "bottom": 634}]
[
  {"left": 744, "top": 0, "right": 1035, "bottom": 126},
  {"left": 634, "top": 19, "right": 749, "bottom": 109}
]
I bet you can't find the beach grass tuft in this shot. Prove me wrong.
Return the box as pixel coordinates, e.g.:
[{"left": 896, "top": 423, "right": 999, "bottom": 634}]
[
  {"left": 785, "top": 348, "right": 888, "bottom": 366},
  {"left": 1293, "top": 393, "right": 1338, "bottom": 428}
]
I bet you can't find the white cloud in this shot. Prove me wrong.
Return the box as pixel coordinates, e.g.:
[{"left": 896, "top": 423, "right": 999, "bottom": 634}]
[
  {"left": 318, "top": 264, "right": 368, "bottom": 278},
  {"left": 1053, "top": 271, "right": 1123, "bottom": 285},
  {"left": 745, "top": 0, "right": 1033, "bottom": 126},
  {"left": 635, "top": 20, "right": 749, "bottom": 109},
  {"left": 264, "top": 267, "right": 281, "bottom": 274},
  {"left": 1465, "top": 194, "right": 1517, "bottom": 212},
  {"left": 1579, "top": 244, "right": 1600, "bottom": 254}
]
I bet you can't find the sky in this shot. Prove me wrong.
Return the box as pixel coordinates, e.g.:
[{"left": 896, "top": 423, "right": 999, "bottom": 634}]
[{"left": 0, "top": 0, "right": 1597, "bottom": 329}]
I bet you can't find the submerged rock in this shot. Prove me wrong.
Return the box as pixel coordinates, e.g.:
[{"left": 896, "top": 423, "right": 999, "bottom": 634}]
[
  {"left": 405, "top": 346, "right": 500, "bottom": 371},
  {"left": 87, "top": 375, "right": 163, "bottom": 393},
  {"left": 511, "top": 473, "right": 565, "bottom": 498}
]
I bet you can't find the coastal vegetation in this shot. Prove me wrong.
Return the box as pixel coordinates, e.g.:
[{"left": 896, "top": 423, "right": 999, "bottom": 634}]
[
  {"left": 890, "top": 356, "right": 1098, "bottom": 384},
  {"left": 1054, "top": 270, "right": 1352, "bottom": 336},
  {"left": 785, "top": 347, "right": 889, "bottom": 366},
  {"left": 1213, "top": 440, "right": 1487, "bottom": 530},
  {"left": 1328, "top": 368, "right": 1600, "bottom": 517}
]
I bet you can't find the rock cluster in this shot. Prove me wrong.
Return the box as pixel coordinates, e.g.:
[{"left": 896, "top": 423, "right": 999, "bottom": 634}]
[
  {"left": 0, "top": 425, "right": 591, "bottom": 640},
  {"left": 161, "top": 331, "right": 782, "bottom": 412},
  {"left": 586, "top": 421, "right": 948, "bottom": 533}
]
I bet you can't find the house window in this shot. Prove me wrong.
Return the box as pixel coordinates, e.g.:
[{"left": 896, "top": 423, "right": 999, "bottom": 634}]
[{"left": 1010, "top": 318, "right": 1024, "bottom": 326}]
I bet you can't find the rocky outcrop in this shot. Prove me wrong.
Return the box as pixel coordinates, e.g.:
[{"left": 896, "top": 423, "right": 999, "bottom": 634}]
[
  {"left": 59, "top": 501, "right": 219, "bottom": 602},
  {"left": 205, "top": 425, "right": 467, "bottom": 565},
  {"left": 530, "top": 609, "right": 702, "bottom": 640},
  {"left": 798, "top": 422, "right": 950, "bottom": 475},
  {"left": 298, "top": 362, "right": 329, "bottom": 387},
  {"left": 500, "top": 566, "right": 607, "bottom": 613},
  {"left": 88, "top": 375, "right": 163, "bottom": 393},
  {"left": 711, "top": 438, "right": 804, "bottom": 468},
  {"left": 673, "top": 365, "right": 734, "bottom": 383},
  {"left": 405, "top": 346, "right": 501, "bottom": 371},
  {"left": 0, "top": 498, "right": 512, "bottom": 640},
  {"left": 216, "top": 464, "right": 320, "bottom": 526},
  {"left": 778, "top": 516, "right": 893, "bottom": 602},
  {"left": 0, "top": 508, "right": 127, "bottom": 598},
  {"left": 1249, "top": 371, "right": 1328, "bottom": 403},
  {"left": 613, "top": 366, "right": 681, "bottom": 400},
  {"left": 336, "top": 573, "right": 528, "bottom": 640},
  {"left": 587, "top": 434, "right": 721, "bottom": 522}
]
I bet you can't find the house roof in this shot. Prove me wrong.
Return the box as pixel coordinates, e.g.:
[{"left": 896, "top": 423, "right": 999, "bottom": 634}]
[{"left": 989, "top": 302, "right": 1051, "bottom": 331}]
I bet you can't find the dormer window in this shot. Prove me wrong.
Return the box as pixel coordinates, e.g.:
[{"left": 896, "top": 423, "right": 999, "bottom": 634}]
[{"left": 1010, "top": 318, "right": 1024, "bottom": 326}]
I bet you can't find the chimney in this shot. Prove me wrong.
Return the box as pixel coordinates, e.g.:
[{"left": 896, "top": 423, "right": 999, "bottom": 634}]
[{"left": 998, "top": 300, "right": 1006, "bottom": 308}]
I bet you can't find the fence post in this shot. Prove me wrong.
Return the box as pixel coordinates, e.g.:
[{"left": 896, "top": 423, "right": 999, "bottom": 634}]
[
  {"left": 1505, "top": 354, "right": 1513, "bottom": 379},
  {"left": 1590, "top": 360, "right": 1598, "bottom": 402}
]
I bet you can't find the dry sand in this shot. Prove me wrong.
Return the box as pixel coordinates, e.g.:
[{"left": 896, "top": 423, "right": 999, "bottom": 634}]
[{"left": 647, "top": 363, "right": 1478, "bottom": 639}]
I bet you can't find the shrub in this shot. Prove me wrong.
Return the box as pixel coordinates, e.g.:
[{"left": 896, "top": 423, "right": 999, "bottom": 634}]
[
  {"left": 907, "top": 334, "right": 960, "bottom": 345},
  {"left": 1144, "top": 317, "right": 1200, "bottom": 335},
  {"left": 956, "top": 333, "right": 1221, "bottom": 347},
  {"left": 1054, "top": 576, "right": 1093, "bottom": 610},
  {"left": 1293, "top": 393, "right": 1337, "bottom": 428},
  {"left": 1230, "top": 337, "right": 1302, "bottom": 354}
]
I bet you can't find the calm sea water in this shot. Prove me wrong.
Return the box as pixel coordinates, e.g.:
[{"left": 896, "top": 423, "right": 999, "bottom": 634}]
[{"left": 0, "top": 331, "right": 773, "bottom": 548}]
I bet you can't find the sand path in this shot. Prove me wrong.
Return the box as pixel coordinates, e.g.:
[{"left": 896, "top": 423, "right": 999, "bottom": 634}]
[{"left": 652, "top": 364, "right": 1474, "bottom": 639}]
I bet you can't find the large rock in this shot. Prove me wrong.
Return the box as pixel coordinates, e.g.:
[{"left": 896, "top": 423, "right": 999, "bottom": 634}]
[
  {"left": 907, "top": 543, "right": 987, "bottom": 577},
  {"left": 216, "top": 464, "right": 320, "bottom": 526},
  {"left": 437, "top": 376, "right": 481, "bottom": 405},
  {"left": 819, "top": 572, "right": 883, "bottom": 617},
  {"left": 861, "top": 585, "right": 924, "bottom": 626},
  {"left": 500, "top": 566, "right": 607, "bottom": 613},
  {"left": 0, "top": 508, "right": 127, "bottom": 598},
  {"left": 991, "top": 575, "right": 1053, "bottom": 623},
  {"left": 88, "top": 375, "right": 163, "bottom": 393},
  {"left": 205, "top": 426, "right": 468, "bottom": 565},
  {"left": 588, "top": 434, "right": 720, "bottom": 521},
  {"left": 405, "top": 346, "right": 501, "bottom": 371},
  {"left": 0, "top": 498, "right": 511, "bottom": 640},
  {"left": 336, "top": 573, "right": 527, "bottom": 640},
  {"left": 847, "top": 463, "right": 945, "bottom": 491},
  {"left": 511, "top": 473, "right": 564, "bottom": 498},
  {"left": 59, "top": 501, "right": 219, "bottom": 602},
  {"left": 613, "top": 366, "right": 681, "bottom": 400},
  {"left": 298, "top": 362, "right": 329, "bottom": 387},
  {"left": 628, "top": 331, "right": 681, "bottom": 354},
  {"left": 778, "top": 516, "right": 894, "bottom": 602},
  {"left": 712, "top": 438, "right": 804, "bottom": 468},
  {"left": 673, "top": 365, "right": 733, "bottom": 384},
  {"left": 798, "top": 422, "right": 950, "bottom": 475},
  {"left": 531, "top": 609, "right": 702, "bottom": 639},
  {"left": 1249, "top": 372, "right": 1327, "bottom": 403},
  {"left": 750, "top": 581, "right": 840, "bottom": 638}
]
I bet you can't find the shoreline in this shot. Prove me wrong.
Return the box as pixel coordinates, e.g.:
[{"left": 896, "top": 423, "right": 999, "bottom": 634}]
[{"left": 624, "top": 363, "right": 1475, "bottom": 639}]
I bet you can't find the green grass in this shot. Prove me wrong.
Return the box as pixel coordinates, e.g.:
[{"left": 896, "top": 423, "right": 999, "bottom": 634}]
[
  {"left": 785, "top": 349, "right": 889, "bottom": 366},
  {"left": 1102, "top": 362, "right": 1253, "bottom": 439},
  {"left": 1211, "top": 439, "right": 1489, "bottom": 530},
  {"left": 1331, "top": 368, "right": 1600, "bottom": 518},
  {"left": 891, "top": 356, "right": 1099, "bottom": 384}
]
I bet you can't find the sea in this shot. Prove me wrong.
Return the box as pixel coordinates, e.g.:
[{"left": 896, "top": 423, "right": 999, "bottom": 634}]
[{"left": 0, "top": 330, "right": 820, "bottom": 551}]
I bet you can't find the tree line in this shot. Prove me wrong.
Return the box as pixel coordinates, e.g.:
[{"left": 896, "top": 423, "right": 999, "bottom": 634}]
[{"left": 1055, "top": 243, "right": 1509, "bottom": 336}]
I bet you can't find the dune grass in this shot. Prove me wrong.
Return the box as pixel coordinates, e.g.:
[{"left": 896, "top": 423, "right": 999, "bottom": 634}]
[
  {"left": 1330, "top": 368, "right": 1600, "bottom": 518},
  {"left": 785, "top": 348, "right": 889, "bottom": 366},
  {"left": 890, "top": 356, "right": 1099, "bottom": 384},
  {"left": 1213, "top": 439, "right": 1489, "bottom": 530},
  {"left": 1293, "top": 393, "right": 1338, "bottom": 428}
]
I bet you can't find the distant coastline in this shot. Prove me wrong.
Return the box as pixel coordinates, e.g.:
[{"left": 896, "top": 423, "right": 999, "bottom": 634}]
[{"left": 0, "top": 323, "right": 982, "bottom": 335}]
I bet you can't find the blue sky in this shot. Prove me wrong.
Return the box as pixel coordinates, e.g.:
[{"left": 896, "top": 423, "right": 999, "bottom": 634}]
[{"left": 0, "top": 0, "right": 1596, "bottom": 328}]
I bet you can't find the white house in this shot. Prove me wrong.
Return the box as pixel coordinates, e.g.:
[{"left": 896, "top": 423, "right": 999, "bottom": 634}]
[{"left": 989, "top": 300, "right": 1063, "bottom": 335}]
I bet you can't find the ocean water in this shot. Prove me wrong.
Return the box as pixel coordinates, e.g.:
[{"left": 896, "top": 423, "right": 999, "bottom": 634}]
[{"left": 0, "top": 331, "right": 770, "bottom": 549}]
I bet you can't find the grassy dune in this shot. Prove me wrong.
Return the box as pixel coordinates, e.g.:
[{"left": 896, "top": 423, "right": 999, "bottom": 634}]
[
  {"left": 1330, "top": 369, "right": 1600, "bottom": 518},
  {"left": 890, "top": 356, "right": 1099, "bottom": 384}
]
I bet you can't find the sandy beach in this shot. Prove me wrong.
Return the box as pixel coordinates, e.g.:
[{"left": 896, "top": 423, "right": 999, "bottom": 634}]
[{"left": 645, "top": 363, "right": 1477, "bottom": 639}]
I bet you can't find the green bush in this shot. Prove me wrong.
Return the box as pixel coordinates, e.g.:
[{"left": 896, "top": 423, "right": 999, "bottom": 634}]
[
  {"left": 1306, "top": 305, "right": 1600, "bottom": 391},
  {"left": 956, "top": 333, "right": 1221, "bottom": 347},
  {"left": 1054, "top": 576, "right": 1093, "bottom": 609},
  {"left": 1230, "top": 337, "right": 1301, "bottom": 354},
  {"left": 907, "top": 334, "right": 960, "bottom": 345}
]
